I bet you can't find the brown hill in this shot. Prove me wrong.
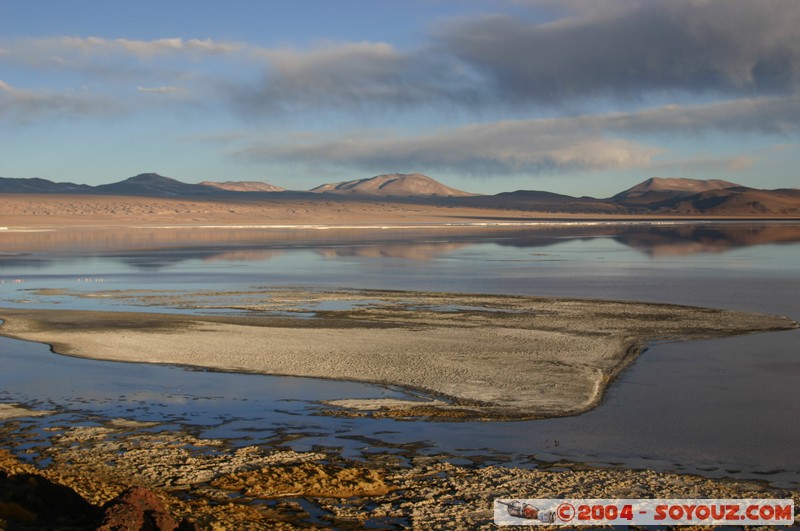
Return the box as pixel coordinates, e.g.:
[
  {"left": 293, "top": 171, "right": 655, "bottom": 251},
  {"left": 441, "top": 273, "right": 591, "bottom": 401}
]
[
  {"left": 662, "top": 187, "right": 800, "bottom": 215},
  {"left": 612, "top": 177, "right": 741, "bottom": 206},
  {"left": 604, "top": 178, "right": 800, "bottom": 215},
  {"left": 201, "top": 181, "right": 284, "bottom": 192},
  {"left": 619, "top": 177, "right": 740, "bottom": 196},
  {"left": 310, "top": 173, "right": 476, "bottom": 197}
]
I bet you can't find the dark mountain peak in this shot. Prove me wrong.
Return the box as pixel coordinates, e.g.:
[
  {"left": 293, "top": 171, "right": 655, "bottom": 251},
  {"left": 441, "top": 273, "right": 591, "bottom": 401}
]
[{"left": 95, "top": 173, "right": 213, "bottom": 197}]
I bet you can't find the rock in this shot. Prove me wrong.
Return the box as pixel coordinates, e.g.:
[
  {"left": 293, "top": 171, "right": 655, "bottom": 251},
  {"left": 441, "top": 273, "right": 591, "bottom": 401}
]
[
  {"left": 98, "top": 486, "right": 197, "bottom": 531},
  {"left": 0, "top": 470, "right": 102, "bottom": 529},
  {"left": 211, "top": 462, "right": 391, "bottom": 498}
]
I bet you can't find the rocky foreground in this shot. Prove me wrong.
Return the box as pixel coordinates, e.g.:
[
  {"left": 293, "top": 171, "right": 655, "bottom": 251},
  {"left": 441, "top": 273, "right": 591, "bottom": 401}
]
[{"left": 0, "top": 420, "right": 798, "bottom": 530}]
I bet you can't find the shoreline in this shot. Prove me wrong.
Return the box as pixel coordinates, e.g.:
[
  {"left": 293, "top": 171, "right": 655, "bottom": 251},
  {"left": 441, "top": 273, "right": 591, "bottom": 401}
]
[
  {"left": 1, "top": 289, "right": 796, "bottom": 420},
  {"left": 3, "top": 217, "right": 800, "bottom": 232}
]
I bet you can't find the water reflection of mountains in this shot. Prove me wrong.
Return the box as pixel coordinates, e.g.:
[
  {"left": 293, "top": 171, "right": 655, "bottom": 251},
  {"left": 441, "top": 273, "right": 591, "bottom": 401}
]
[
  {"left": 108, "top": 241, "right": 471, "bottom": 269},
  {"left": 1, "top": 223, "right": 798, "bottom": 269},
  {"left": 613, "top": 224, "right": 800, "bottom": 256},
  {"left": 494, "top": 223, "right": 800, "bottom": 257}
]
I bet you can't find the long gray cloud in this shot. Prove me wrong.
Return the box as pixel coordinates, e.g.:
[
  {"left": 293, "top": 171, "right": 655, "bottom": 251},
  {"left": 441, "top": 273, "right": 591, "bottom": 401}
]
[
  {"left": 0, "top": 80, "right": 123, "bottom": 122},
  {"left": 0, "top": 36, "right": 239, "bottom": 105},
  {"left": 238, "top": 96, "right": 800, "bottom": 175},
  {"left": 565, "top": 96, "right": 800, "bottom": 136},
  {"left": 238, "top": 118, "right": 659, "bottom": 175},
  {"left": 9, "top": 36, "right": 241, "bottom": 65}
]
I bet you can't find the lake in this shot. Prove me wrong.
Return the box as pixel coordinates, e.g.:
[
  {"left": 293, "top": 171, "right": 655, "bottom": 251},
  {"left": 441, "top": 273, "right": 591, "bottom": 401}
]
[{"left": 1, "top": 221, "right": 798, "bottom": 487}]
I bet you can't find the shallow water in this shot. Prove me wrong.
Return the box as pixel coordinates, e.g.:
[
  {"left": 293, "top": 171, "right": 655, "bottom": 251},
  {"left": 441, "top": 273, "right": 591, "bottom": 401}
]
[{"left": 0, "top": 221, "right": 799, "bottom": 486}]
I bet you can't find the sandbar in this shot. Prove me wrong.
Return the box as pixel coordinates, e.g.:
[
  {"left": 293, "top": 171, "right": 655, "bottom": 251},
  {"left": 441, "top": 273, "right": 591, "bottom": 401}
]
[
  {"left": 0, "top": 403, "right": 53, "bottom": 420},
  {"left": 0, "top": 289, "right": 795, "bottom": 419}
]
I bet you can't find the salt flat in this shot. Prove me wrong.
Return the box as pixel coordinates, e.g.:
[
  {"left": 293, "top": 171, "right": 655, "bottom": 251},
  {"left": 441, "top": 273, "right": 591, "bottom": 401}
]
[{"left": 1, "top": 289, "right": 794, "bottom": 419}]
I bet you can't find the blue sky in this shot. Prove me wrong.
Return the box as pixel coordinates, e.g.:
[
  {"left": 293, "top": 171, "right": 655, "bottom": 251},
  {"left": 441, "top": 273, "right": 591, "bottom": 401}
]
[{"left": 1, "top": 0, "right": 799, "bottom": 196}]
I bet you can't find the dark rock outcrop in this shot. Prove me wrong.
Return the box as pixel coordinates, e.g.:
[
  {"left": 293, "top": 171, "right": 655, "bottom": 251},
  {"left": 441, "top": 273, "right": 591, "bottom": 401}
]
[
  {"left": 0, "top": 470, "right": 102, "bottom": 529},
  {"left": 98, "top": 486, "right": 198, "bottom": 531},
  {"left": 0, "top": 469, "right": 197, "bottom": 531}
]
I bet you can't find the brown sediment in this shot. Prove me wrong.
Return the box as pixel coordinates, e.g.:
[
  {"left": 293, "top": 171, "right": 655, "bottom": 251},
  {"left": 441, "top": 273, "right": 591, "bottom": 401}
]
[
  {"left": 0, "top": 403, "right": 53, "bottom": 421},
  {"left": 210, "top": 462, "right": 391, "bottom": 498},
  {"left": 0, "top": 289, "right": 796, "bottom": 420}
]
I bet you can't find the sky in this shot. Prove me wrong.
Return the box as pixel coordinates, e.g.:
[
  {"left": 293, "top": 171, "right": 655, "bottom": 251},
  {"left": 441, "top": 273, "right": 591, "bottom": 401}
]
[{"left": 1, "top": 0, "right": 799, "bottom": 197}]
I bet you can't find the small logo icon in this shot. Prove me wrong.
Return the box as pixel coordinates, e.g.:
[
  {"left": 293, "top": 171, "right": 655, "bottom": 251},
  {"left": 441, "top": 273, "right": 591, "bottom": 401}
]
[{"left": 498, "top": 500, "right": 556, "bottom": 523}]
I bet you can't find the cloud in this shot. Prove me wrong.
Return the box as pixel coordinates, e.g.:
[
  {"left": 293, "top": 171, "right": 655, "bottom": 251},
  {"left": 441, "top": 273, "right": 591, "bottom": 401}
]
[
  {"left": 0, "top": 80, "right": 121, "bottom": 122},
  {"left": 1, "top": 36, "right": 245, "bottom": 89},
  {"left": 236, "top": 41, "right": 481, "bottom": 114},
  {"left": 590, "top": 96, "right": 800, "bottom": 136},
  {"left": 653, "top": 155, "right": 755, "bottom": 173},
  {"left": 114, "top": 37, "right": 241, "bottom": 57},
  {"left": 237, "top": 96, "right": 800, "bottom": 176},
  {"left": 725, "top": 156, "right": 756, "bottom": 171},
  {"left": 439, "top": 0, "right": 800, "bottom": 102},
  {"left": 238, "top": 120, "right": 659, "bottom": 175},
  {"left": 14, "top": 36, "right": 242, "bottom": 63},
  {"left": 0, "top": 36, "right": 229, "bottom": 122},
  {"left": 207, "top": 0, "right": 800, "bottom": 117},
  {"left": 7, "top": 0, "right": 800, "bottom": 122},
  {"left": 3, "top": 0, "right": 800, "bottom": 135},
  {"left": 136, "top": 85, "right": 187, "bottom": 95}
]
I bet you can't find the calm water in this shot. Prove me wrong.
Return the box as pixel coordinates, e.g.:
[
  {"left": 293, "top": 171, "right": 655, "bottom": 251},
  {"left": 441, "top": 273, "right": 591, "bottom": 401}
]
[{"left": 1, "top": 221, "right": 798, "bottom": 486}]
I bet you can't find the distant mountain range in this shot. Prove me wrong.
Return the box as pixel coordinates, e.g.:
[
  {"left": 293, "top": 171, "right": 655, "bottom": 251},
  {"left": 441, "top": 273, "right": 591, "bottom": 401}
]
[
  {"left": 0, "top": 173, "right": 215, "bottom": 197},
  {"left": 462, "top": 177, "right": 800, "bottom": 216},
  {"left": 0, "top": 173, "right": 798, "bottom": 216},
  {"left": 0, "top": 177, "right": 93, "bottom": 194}
]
